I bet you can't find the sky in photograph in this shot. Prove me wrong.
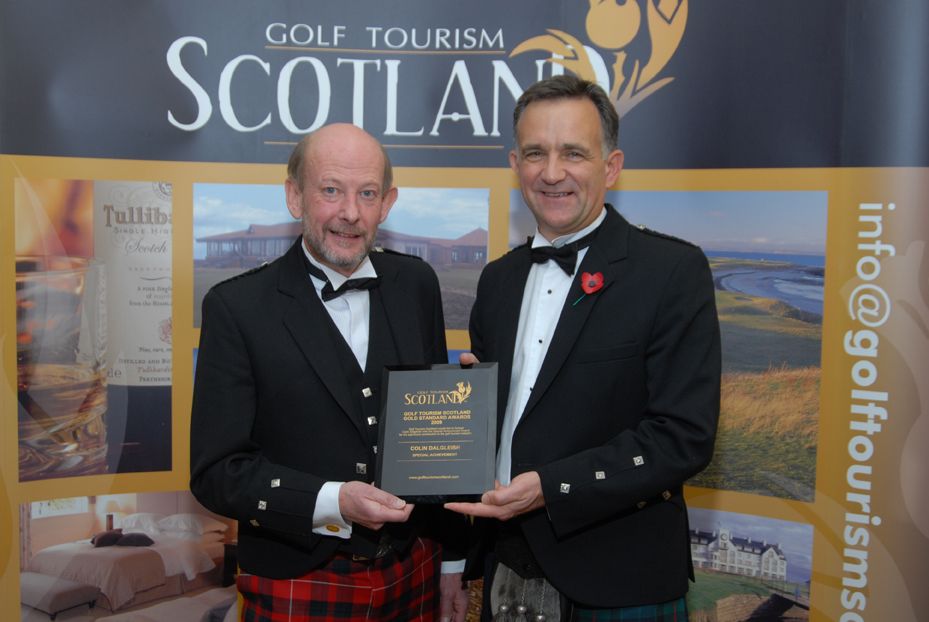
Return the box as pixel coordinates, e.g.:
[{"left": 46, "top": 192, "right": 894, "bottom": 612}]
[
  {"left": 193, "top": 184, "right": 488, "bottom": 259},
  {"left": 384, "top": 187, "right": 489, "bottom": 239},
  {"left": 689, "top": 507, "right": 814, "bottom": 583},
  {"left": 510, "top": 190, "right": 827, "bottom": 256},
  {"left": 193, "top": 184, "right": 285, "bottom": 259}
]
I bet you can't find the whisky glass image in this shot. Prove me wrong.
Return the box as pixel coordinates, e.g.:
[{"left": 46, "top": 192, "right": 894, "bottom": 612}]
[{"left": 17, "top": 256, "right": 108, "bottom": 481}]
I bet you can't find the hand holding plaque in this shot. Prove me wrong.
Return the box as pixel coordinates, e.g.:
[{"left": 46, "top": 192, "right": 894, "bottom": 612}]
[{"left": 376, "top": 363, "right": 497, "bottom": 503}]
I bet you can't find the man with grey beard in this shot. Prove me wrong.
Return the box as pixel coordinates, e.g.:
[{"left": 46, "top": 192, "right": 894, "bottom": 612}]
[{"left": 191, "top": 124, "right": 469, "bottom": 621}]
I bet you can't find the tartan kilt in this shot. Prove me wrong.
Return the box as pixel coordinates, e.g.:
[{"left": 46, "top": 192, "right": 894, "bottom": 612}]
[
  {"left": 571, "top": 596, "right": 688, "bottom": 622},
  {"left": 237, "top": 537, "right": 440, "bottom": 621}
]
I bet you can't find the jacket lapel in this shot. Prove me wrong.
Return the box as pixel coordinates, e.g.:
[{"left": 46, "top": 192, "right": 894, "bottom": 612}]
[
  {"left": 278, "top": 240, "right": 363, "bottom": 433},
  {"left": 521, "top": 207, "right": 629, "bottom": 419},
  {"left": 369, "top": 252, "right": 425, "bottom": 365}
]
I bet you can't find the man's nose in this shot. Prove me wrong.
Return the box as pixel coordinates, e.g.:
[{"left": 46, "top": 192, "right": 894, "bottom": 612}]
[
  {"left": 339, "top": 195, "right": 361, "bottom": 221},
  {"left": 541, "top": 156, "right": 566, "bottom": 184}
]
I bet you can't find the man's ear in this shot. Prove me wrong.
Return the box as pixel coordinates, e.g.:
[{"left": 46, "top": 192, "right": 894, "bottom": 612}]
[
  {"left": 605, "top": 149, "right": 624, "bottom": 187},
  {"left": 379, "top": 186, "right": 398, "bottom": 224},
  {"left": 284, "top": 178, "right": 303, "bottom": 220}
]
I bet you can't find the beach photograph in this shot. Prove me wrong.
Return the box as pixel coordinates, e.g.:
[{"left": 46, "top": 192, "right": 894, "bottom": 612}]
[
  {"left": 510, "top": 189, "right": 827, "bottom": 501},
  {"left": 613, "top": 190, "right": 826, "bottom": 501}
]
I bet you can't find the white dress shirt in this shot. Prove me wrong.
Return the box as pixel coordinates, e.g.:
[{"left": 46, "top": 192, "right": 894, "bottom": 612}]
[
  {"left": 302, "top": 245, "right": 377, "bottom": 539},
  {"left": 496, "top": 210, "right": 606, "bottom": 484}
]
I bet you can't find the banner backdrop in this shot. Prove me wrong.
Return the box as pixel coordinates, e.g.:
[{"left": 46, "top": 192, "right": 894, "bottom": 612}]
[{"left": 2, "top": 1, "right": 927, "bottom": 620}]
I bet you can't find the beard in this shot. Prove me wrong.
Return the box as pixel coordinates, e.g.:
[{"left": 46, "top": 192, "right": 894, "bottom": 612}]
[{"left": 302, "top": 219, "right": 374, "bottom": 273}]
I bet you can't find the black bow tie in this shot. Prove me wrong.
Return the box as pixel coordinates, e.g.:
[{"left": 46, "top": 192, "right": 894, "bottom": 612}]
[
  {"left": 303, "top": 253, "right": 379, "bottom": 301},
  {"left": 529, "top": 245, "right": 578, "bottom": 275},
  {"left": 321, "top": 277, "right": 379, "bottom": 301},
  {"left": 528, "top": 228, "right": 599, "bottom": 276}
]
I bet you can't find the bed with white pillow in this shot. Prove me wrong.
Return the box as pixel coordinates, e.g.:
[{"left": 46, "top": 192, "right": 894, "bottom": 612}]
[{"left": 26, "top": 512, "right": 229, "bottom": 611}]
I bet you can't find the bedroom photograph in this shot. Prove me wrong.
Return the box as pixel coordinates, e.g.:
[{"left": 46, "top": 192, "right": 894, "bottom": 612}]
[{"left": 19, "top": 490, "right": 238, "bottom": 621}]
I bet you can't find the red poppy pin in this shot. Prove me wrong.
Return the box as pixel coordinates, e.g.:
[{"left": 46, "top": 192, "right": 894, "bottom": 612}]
[{"left": 573, "top": 271, "right": 604, "bottom": 306}]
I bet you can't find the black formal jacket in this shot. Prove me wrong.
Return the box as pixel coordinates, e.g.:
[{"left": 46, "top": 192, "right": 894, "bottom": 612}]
[
  {"left": 467, "top": 206, "right": 721, "bottom": 607},
  {"left": 190, "top": 238, "right": 460, "bottom": 578}
]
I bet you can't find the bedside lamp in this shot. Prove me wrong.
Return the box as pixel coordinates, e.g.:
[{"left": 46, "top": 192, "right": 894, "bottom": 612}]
[{"left": 104, "top": 500, "right": 122, "bottom": 531}]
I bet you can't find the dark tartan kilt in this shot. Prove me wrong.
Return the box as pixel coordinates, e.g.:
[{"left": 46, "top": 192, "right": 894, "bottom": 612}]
[
  {"left": 237, "top": 537, "right": 440, "bottom": 621},
  {"left": 571, "top": 596, "right": 688, "bottom": 622}
]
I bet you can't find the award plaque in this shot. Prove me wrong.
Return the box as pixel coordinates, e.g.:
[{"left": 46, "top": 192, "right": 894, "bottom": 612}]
[{"left": 376, "top": 363, "right": 497, "bottom": 503}]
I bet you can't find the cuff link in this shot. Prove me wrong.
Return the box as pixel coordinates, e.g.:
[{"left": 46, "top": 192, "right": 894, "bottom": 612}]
[
  {"left": 594, "top": 470, "right": 606, "bottom": 480},
  {"left": 257, "top": 500, "right": 267, "bottom": 510},
  {"left": 325, "top": 524, "right": 341, "bottom": 533},
  {"left": 559, "top": 483, "right": 571, "bottom": 494},
  {"left": 362, "top": 387, "right": 373, "bottom": 398},
  {"left": 270, "top": 478, "right": 281, "bottom": 488},
  {"left": 633, "top": 455, "right": 645, "bottom": 466},
  {"left": 367, "top": 416, "right": 377, "bottom": 426},
  {"left": 356, "top": 463, "right": 367, "bottom": 475},
  {"left": 249, "top": 519, "right": 260, "bottom": 527}
]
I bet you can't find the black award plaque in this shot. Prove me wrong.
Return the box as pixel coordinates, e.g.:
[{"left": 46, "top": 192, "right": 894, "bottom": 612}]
[{"left": 375, "top": 363, "right": 497, "bottom": 503}]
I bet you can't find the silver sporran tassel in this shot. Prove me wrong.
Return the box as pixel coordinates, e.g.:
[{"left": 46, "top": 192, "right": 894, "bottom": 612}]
[{"left": 489, "top": 563, "right": 561, "bottom": 622}]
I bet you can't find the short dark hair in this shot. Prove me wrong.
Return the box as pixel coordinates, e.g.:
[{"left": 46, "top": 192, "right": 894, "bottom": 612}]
[
  {"left": 512, "top": 74, "right": 619, "bottom": 154},
  {"left": 286, "top": 131, "right": 393, "bottom": 193}
]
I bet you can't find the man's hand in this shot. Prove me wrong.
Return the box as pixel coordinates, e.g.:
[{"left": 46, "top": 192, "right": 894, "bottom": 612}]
[
  {"left": 444, "top": 472, "right": 545, "bottom": 520},
  {"left": 439, "top": 572, "right": 469, "bottom": 622},
  {"left": 338, "top": 481, "right": 413, "bottom": 530},
  {"left": 458, "top": 352, "right": 479, "bottom": 366}
]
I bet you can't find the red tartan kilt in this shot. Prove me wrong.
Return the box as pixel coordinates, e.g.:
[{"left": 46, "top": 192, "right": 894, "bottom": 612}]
[{"left": 236, "top": 537, "right": 440, "bottom": 621}]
